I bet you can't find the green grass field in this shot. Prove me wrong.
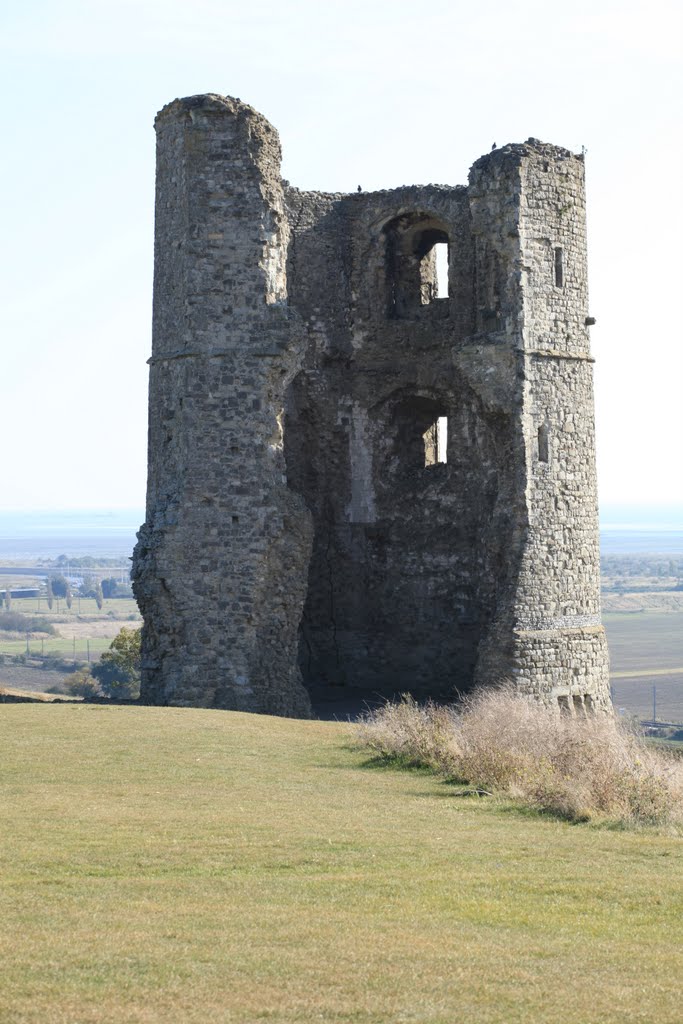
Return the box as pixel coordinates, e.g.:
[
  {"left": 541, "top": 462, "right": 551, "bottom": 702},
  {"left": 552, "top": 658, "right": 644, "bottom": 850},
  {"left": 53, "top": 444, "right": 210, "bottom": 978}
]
[
  {"left": 1, "top": 705, "right": 682, "bottom": 1024},
  {"left": 0, "top": 597, "right": 141, "bottom": 664},
  {"left": 0, "top": 635, "right": 113, "bottom": 658},
  {"left": 0, "top": 597, "right": 140, "bottom": 618}
]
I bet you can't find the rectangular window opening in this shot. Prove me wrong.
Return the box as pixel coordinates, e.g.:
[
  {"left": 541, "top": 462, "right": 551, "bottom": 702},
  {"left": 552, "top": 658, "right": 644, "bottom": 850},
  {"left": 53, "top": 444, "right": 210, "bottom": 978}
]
[
  {"left": 423, "top": 416, "right": 448, "bottom": 466},
  {"left": 554, "top": 247, "right": 564, "bottom": 288},
  {"left": 537, "top": 424, "right": 549, "bottom": 463},
  {"left": 584, "top": 695, "right": 595, "bottom": 715},
  {"left": 436, "top": 416, "right": 448, "bottom": 463},
  {"left": 557, "top": 695, "right": 571, "bottom": 715},
  {"left": 572, "top": 695, "right": 586, "bottom": 717},
  {"left": 419, "top": 243, "right": 450, "bottom": 305},
  {"left": 435, "top": 243, "right": 449, "bottom": 299}
]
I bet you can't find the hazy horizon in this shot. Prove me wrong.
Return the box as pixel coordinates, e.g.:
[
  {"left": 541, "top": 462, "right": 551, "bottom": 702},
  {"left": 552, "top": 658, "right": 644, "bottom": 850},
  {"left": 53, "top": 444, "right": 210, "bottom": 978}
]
[{"left": 1, "top": 504, "right": 682, "bottom": 528}]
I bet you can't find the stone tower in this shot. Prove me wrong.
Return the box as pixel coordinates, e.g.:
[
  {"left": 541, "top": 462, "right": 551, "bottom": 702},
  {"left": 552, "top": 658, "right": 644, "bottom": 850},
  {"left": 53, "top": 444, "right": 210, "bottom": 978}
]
[{"left": 132, "top": 93, "right": 611, "bottom": 717}]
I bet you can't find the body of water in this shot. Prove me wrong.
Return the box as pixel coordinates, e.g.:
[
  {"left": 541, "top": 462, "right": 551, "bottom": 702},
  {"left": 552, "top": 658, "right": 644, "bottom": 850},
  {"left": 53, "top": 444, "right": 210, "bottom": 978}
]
[
  {"left": 0, "top": 510, "right": 144, "bottom": 561},
  {"left": 0, "top": 509, "right": 681, "bottom": 561},
  {"left": 600, "top": 505, "right": 683, "bottom": 554},
  {"left": 600, "top": 528, "right": 683, "bottom": 555}
]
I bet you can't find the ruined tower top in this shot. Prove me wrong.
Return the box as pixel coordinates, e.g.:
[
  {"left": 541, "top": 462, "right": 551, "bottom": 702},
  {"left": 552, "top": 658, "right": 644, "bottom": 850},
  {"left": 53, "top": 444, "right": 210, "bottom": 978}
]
[
  {"left": 133, "top": 94, "right": 610, "bottom": 718},
  {"left": 155, "top": 94, "right": 282, "bottom": 153}
]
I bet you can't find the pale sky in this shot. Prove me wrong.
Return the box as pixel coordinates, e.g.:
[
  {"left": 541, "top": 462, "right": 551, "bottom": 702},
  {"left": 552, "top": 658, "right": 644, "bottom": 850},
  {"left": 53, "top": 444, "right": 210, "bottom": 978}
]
[{"left": 1, "top": 0, "right": 681, "bottom": 510}]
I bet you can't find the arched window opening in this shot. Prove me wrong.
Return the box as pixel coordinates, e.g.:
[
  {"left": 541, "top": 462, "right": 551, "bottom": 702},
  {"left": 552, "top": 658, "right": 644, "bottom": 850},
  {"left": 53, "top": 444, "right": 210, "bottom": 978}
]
[
  {"left": 537, "top": 423, "right": 549, "bottom": 463},
  {"left": 384, "top": 214, "right": 451, "bottom": 318}
]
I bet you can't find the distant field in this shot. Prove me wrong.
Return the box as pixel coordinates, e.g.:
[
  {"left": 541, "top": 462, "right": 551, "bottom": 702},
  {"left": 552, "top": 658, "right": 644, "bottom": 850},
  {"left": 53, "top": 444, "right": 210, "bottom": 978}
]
[
  {"left": 0, "top": 662, "right": 80, "bottom": 694},
  {"left": 0, "top": 596, "right": 139, "bottom": 618},
  {"left": 605, "top": 612, "right": 683, "bottom": 722},
  {"left": 611, "top": 674, "right": 683, "bottom": 722},
  {"left": 605, "top": 612, "right": 683, "bottom": 670},
  {"left": 0, "top": 598, "right": 142, "bottom": 691},
  {"left": 1, "top": 706, "right": 682, "bottom": 1024},
  {"left": 2, "top": 590, "right": 682, "bottom": 723},
  {"left": 0, "top": 636, "right": 112, "bottom": 659}
]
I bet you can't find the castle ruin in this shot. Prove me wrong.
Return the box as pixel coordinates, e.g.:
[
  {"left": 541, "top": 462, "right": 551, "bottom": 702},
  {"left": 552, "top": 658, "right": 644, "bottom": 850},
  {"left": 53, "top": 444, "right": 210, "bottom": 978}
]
[{"left": 132, "top": 94, "right": 611, "bottom": 717}]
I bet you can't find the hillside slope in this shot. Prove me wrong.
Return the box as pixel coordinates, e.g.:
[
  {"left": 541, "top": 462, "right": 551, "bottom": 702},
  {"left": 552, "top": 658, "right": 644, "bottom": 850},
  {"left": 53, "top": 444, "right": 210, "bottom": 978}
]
[{"left": 1, "top": 705, "right": 681, "bottom": 1023}]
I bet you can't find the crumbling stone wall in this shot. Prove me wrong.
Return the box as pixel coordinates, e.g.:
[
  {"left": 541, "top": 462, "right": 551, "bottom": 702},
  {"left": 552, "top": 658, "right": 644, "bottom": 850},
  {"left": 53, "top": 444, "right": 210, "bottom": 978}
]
[{"left": 132, "top": 94, "right": 611, "bottom": 715}]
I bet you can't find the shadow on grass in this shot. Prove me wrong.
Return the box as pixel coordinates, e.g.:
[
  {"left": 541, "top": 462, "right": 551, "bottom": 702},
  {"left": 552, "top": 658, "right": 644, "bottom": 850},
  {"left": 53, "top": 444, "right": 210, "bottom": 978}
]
[
  {"left": 351, "top": 750, "right": 607, "bottom": 826},
  {"left": 356, "top": 753, "right": 437, "bottom": 774}
]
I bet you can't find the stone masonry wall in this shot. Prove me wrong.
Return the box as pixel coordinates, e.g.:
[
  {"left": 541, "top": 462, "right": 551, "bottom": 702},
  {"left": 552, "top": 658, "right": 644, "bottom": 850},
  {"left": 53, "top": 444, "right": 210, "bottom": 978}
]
[
  {"left": 133, "top": 95, "right": 611, "bottom": 716},
  {"left": 467, "top": 142, "right": 609, "bottom": 709},
  {"left": 133, "top": 96, "right": 312, "bottom": 715}
]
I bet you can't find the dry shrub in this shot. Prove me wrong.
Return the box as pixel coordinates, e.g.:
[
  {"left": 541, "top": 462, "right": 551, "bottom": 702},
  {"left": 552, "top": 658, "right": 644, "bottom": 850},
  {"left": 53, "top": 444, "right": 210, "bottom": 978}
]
[
  {"left": 357, "top": 696, "right": 460, "bottom": 772},
  {"left": 359, "top": 689, "right": 683, "bottom": 827},
  {"left": 63, "top": 668, "right": 103, "bottom": 699}
]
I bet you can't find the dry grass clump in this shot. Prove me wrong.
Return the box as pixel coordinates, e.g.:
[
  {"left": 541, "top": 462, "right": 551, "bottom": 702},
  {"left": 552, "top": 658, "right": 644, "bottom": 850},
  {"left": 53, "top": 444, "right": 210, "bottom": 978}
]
[
  {"left": 358, "top": 689, "right": 683, "bottom": 827},
  {"left": 357, "top": 697, "right": 459, "bottom": 772}
]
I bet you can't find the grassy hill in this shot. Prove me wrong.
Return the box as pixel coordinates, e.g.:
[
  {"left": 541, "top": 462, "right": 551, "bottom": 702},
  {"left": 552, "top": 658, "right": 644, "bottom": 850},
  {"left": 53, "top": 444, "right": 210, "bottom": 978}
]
[{"left": 1, "top": 705, "right": 682, "bottom": 1023}]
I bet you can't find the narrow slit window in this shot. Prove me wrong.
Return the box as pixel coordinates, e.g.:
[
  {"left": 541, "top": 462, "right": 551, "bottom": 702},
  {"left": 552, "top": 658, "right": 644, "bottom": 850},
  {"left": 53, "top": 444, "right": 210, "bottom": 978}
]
[
  {"left": 554, "top": 247, "right": 564, "bottom": 287},
  {"left": 537, "top": 424, "right": 549, "bottom": 463}
]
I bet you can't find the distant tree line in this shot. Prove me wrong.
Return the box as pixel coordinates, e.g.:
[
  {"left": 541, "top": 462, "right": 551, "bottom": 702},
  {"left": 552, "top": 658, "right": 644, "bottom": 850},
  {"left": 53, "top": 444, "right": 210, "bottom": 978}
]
[
  {"left": 49, "top": 555, "right": 129, "bottom": 569},
  {"left": 600, "top": 555, "right": 683, "bottom": 580},
  {"left": 46, "top": 575, "right": 133, "bottom": 605},
  {"left": 0, "top": 611, "right": 56, "bottom": 635}
]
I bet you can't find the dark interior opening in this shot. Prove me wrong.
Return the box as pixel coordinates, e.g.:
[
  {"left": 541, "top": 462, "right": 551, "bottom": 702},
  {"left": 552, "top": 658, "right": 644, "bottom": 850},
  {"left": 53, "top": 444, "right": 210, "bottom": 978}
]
[
  {"left": 284, "top": 369, "right": 512, "bottom": 719},
  {"left": 391, "top": 395, "right": 449, "bottom": 473},
  {"left": 385, "top": 214, "right": 451, "bottom": 317}
]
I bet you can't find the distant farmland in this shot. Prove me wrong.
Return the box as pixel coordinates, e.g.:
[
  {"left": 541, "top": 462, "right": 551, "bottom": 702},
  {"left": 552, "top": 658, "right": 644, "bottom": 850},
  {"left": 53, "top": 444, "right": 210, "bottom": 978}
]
[
  {"left": 1, "top": 580, "right": 681, "bottom": 723},
  {"left": 605, "top": 612, "right": 683, "bottom": 722}
]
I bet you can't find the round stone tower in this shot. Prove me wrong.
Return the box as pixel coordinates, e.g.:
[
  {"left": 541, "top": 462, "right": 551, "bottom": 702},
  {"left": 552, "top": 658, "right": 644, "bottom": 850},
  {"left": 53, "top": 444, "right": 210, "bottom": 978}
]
[{"left": 133, "top": 95, "right": 312, "bottom": 714}]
